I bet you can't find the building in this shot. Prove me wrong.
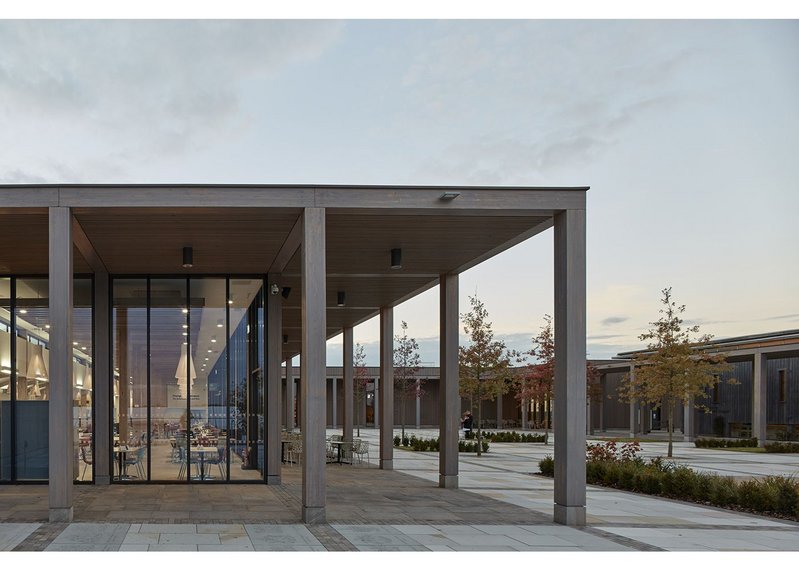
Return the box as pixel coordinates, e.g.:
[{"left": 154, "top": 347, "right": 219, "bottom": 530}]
[{"left": 0, "top": 184, "right": 588, "bottom": 526}]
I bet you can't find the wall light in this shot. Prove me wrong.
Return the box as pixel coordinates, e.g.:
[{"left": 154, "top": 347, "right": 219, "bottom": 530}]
[
  {"left": 337, "top": 291, "right": 346, "bottom": 307},
  {"left": 281, "top": 287, "right": 291, "bottom": 299},
  {"left": 390, "top": 248, "right": 402, "bottom": 270},
  {"left": 440, "top": 191, "right": 460, "bottom": 201},
  {"left": 283, "top": 334, "right": 288, "bottom": 345},
  {"left": 182, "top": 246, "right": 193, "bottom": 268}
]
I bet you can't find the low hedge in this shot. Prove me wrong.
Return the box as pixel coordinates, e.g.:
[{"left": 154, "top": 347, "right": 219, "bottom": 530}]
[
  {"left": 764, "top": 442, "right": 799, "bottom": 453},
  {"left": 393, "top": 435, "right": 488, "bottom": 453},
  {"left": 695, "top": 437, "right": 759, "bottom": 448},
  {"left": 474, "top": 431, "right": 546, "bottom": 443},
  {"left": 537, "top": 455, "right": 799, "bottom": 519}
]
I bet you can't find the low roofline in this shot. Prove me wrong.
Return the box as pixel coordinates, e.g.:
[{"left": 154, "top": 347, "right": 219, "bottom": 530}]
[
  {"left": 615, "top": 329, "right": 799, "bottom": 358},
  {"left": 0, "top": 183, "right": 590, "bottom": 191}
]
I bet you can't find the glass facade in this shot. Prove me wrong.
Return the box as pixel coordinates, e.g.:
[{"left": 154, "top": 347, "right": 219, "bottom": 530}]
[
  {"left": 0, "top": 276, "right": 93, "bottom": 482},
  {"left": 112, "top": 276, "right": 265, "bottom": 482}
]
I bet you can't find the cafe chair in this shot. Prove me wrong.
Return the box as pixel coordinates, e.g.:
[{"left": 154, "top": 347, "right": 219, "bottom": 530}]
[
  {"left": 80, "top": 445, "right": 93, "bottom": 480},
  {"left": 125, "top": 446, "right": 146, "bottom": 479},
  {"left": 204, "top": 446, "right": 227, "bottom": 479},
  {"left": 354, "top": 440, "right": 370, "bottom": 465}
]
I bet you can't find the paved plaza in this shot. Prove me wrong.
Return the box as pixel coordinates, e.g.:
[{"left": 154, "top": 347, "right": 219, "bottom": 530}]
[{"left": 0, "top": 429, "right": 797, "bottom": 552}]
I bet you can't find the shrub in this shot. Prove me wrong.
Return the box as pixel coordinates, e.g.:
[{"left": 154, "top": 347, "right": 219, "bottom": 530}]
[
  {"left": 539, "top": 455, "right": 554, "bottom": 477},
  {"left": 764, "top": 442, "right": 799, "bottom": 453},
  {"left": 763, "top": 476, "right": 799, "bottom": 517},
  {"left": 393, "top": 436, "right": 401, "bottom": 447},
  {"left": 695, "top": 437, "right": 759, "bottom": 448},
  {"left": 709, "top": 476, "right": 736, "bottom": 506}
]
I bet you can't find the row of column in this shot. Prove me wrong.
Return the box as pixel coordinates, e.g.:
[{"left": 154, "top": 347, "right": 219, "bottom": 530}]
[{"left": 46, "top": 205, "right": 587, "bottom": 527}]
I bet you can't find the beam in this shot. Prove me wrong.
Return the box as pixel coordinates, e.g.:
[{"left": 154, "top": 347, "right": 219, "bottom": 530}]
[
  {"left": 439, "top": 273, "right": 459, "bottom": 488},
  {"left": 49, "top": 206, "right": 74, "bottom": 522},
  {"left": 553, "top": 208, "right": 586, "bottom": 526},
  {"left": 266, "top": 272, "right": 282, "bottom": 484},
  {"left": 301, "top": 208, "right": 326, "bottom": 524},
  {"left": 71, "top": 215, "right": 108, "bottom": 274},
  {"left": 379, "top": 307, "right": 394, "bottom": 470},
  {"left": 269, "top": 213, "right": 303, "bottom": 273}
]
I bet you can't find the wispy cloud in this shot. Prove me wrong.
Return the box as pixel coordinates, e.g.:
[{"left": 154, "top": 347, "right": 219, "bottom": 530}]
[
  {"left": 601, "top": 316, "right": 629, "bottom": 326},
  {"left": 765, "top": 314, "right": 799, "bottom": 321}
]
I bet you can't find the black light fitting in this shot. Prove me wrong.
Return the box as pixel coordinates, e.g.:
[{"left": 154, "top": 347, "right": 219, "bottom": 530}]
[
  {"left": 337, "top": 291, "right": 346, "bottom": 307},
  {"left": 390, "top": 248, "right": 402, "bottom": 270},
  {"left": 281, "top": 287, "right": 292, "bottom": 299},
  {"left": 182, "top": 246, "right": 193, "bottom": 268},
  {"left": 283, "top": 334, "right": 288, "bottom": 344}
]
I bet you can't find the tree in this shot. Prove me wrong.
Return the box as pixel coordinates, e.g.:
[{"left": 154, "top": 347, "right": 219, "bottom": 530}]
[
  {"left": 459, "top": 295, "right": 516, "bottom": 456},
  {"left": 353, "top": 343, "right": 370, "bottom": 437},
  {"left": 515, "top": 314, "right": 601, "bottom": 442},
  {"left": 394, "top": 321, "right": 423, "bottom": 441},
  {"left": 618, "top": 287, "right": 733, "bottom": 457}
]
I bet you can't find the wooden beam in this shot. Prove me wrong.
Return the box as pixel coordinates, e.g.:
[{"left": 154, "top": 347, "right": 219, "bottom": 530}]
[
  {"left": 72, "top": 214, "right": 108, "bottom": 274},
  {"left": 269, "top": 214, "right": 303, "bottom": 273}
]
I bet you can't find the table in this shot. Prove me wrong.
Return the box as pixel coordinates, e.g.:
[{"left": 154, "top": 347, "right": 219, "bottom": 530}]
[
  {"left": 328, "top": 441, "right": 352, "bottom": 464},
  {"left": 191, "top": 446, "right": 219, "bottom": 480},
  {"left": 113, "top": 445, "right": 141, "bottom": 480}
]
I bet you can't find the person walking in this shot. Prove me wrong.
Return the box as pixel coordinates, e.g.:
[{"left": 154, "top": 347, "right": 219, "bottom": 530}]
[{"left": 462, "top": 411, "right": 474, "bottom": 439}]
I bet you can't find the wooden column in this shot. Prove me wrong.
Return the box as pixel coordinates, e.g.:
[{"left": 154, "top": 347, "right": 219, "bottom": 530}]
[
  {"left": 753, "top": 352, "right": 768, "bottom": 445},
  {"left": 599, "top": 375, "right": 606, "bottom": 433},
  {"left": 379, "top": 307, "right": 393, "bottom": 470},
  {"left": 439, "top": 273, "right": 459, "bottom": 488},
  {"left": 553, "top": 208, "right": 586, "bottom": 526},
  {"left": 286, "top": 356, "right": 295, "bottom": 431},
  {"left": 683, "top": 398, "right": 695, "bottom": 442},
  {"left": 266, "top": 272, "right": 282, "bottom": 484},
  {"left": 415, "top": 379, "right": 421, "bottom": 428},
  {"left": 301, "top": 208, "right": 326, "bottom": 523},
  {"left": 94, "top": 271, "right": 111, "bottom": 485},
  {"left": 331, "top": 377, "right": 337, "bottom": 428},
  {"left": 342, "top": 327, "right": 354, "bottom": 443},
  {"left": 521, "top": 399, "right": 529, "bottom": 430},
  {"left": 49, "top": 207, "right": 74, "bottom": 522}
]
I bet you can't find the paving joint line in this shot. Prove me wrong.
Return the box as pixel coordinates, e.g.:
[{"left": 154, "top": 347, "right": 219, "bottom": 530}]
[
  {"left": 307, "top": 524, "right": 357, "bottom": 551},
  {"left": 11, "top": 522, "right": 67, "bottom": 551},
  {"left": 583, "top": 526, "right": 665, "bottom": 551}
]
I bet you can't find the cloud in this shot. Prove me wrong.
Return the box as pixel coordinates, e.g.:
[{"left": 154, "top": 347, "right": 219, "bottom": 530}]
[
  {"left": 0, "top": 21, "right": 343, "bottom": 181},
  {"left": 600, "top": 316, "right": 629, "bottom": 326},
  {"left": 765, "top": 314, "right": 799, "bottom": 321}
]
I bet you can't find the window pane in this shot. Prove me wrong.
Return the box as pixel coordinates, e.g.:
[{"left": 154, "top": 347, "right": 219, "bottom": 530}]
[
  {"left": 0, "top": 278, "right": 9, "bottom": 480},
  {"left": 74, "top": 278, "right": 93, "bottom": 482}
]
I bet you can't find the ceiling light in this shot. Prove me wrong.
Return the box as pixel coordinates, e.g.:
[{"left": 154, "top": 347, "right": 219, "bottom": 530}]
[
  {"left": 81, "top": 346, "right": 86, "bottom": 350},
  {"left": 337, "top": 291, "right": 346, "bottom": 307},
  {"left": 207, "top": 349, "right": 212, "bottom": 353},
  {"left": 228, "top": 299, "right": 233, "bottom": 305},
  {"left": 182, "top": 332, "right": 187, "bottom": 336},
  {"left": 440, "top": 191, "right": 460, "bottom": 201},
  {"left": 19, "top": 309, "right": 27, "bottom": 314},
  {"left": 182, "top": 308, "right": 189, "bottom": 314},
  {"left": 45, "top": 324, "right": 50, "bottom": 329},
  {"left": 216, "top": 319, "right": 223, "bottom": 328},
  {"left": 182, "top": 246, "right": 193, "bottom": 269},
  {"left": 73, "top": 341, "right": 78, "bottom": 346},
  {"left": 211, "top": 336, "right": 217, "bottom": 343},
  {"left": 182, "top": 324, "right": 188, "bottom": 329},
  {"left": 390, "top": 248, "right": 402, "bottom": 270}
]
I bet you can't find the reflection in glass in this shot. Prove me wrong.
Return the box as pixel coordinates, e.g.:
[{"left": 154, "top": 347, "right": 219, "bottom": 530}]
[{"left": 73, "top": 279, "right": 93, "bottom": 481}]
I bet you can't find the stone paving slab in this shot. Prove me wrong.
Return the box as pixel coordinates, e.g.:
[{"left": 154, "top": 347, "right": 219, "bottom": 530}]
[{"left": 0, "top": 523, "right": 39, "bottom": 550}]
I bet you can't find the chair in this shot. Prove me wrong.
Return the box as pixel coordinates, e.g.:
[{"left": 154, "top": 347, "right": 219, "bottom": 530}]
[
  {"left": 339, "top": 441, "right": 354, "bottom": 464},
  {"left": 204, "top": 446, "right": 227, "bottom": 479},
  {"left": 80, "top": 446, "right": 93, "bottom": 480},
  {"left": 176, "top": 437, "right": 188, "bottom": 479},
  {"left": 286, "top": 439, "right": 303, "bottom": 466},
  {"left": 125, "top": 446, "right": 146, "bottom": 479},
  {"left": 354, "top": 440, "right": 370, "bottom": 465}
]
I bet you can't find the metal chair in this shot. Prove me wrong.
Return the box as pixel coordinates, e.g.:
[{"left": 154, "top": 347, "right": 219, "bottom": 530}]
[
  {"left": 354, "top": 440, "right": 370, "bottom": 465},
  {"left": 80, "top": 445, "right": 93, "bottom": 480}
]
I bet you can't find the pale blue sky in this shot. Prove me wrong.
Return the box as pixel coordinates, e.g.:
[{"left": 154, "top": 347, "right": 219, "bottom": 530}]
[{"left": 0, "top": 20, "right": 796, "bottom": 365}]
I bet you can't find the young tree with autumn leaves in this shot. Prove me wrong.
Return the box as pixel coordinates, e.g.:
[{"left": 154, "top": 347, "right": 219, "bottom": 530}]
[
  {"left": 394, "top": 321, "right": 423, "bottom": 442},
  {"left": 515, "top": 314, "right": 600, "bottom": 443},
  {"left": 459, "top": 295, "right": 516, "bottom": 457},
  {"left": 619, "top": 287, "right": 732, "bottom": 457},
  {"left": 353, "top": 343, "right": 370, "bottom": 437}
]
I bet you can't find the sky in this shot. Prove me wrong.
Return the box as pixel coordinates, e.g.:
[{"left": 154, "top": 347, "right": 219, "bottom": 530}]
[{"left": 0, "top": 18, "right": 796, "bottom": 366}]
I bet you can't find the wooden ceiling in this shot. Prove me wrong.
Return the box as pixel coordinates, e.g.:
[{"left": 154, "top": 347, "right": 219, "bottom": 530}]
[{"left": 0, "top": 207, "right": 551, "bottom": 362}]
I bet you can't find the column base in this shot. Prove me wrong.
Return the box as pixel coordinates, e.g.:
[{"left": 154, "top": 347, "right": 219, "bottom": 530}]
[
  {"left": 439, "top": 474, "right": 458, "bottom": 489},
  {"left": 95, "top": 475, "right": 111, "bottom": 486},
  {"left": 380, "top": 459, "right": 393, "bottom": 470},
  {"left": 682, "top": 435, "right": 695, "bottom": 442},
  {"left": 49, "top": 507, "right": 73, "bottom": 523},
  {"left": 266, "top": 475, "right": 282, "bottom": 485},
  {"left": 302, "top": 506, "right": 326, "bottom": 524},
  {"left": 554, "top": 504, "right": 586, "bottom": 527}
]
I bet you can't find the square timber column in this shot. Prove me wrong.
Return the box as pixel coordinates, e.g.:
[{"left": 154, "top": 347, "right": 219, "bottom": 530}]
[
  {"left": 753, "top": 352, "right": 768, "bottom": 446},
  {"left": 301, "top": 208, "right": 326, "bottom": 523},
  {"left": 379, "top": 307, "right": 394, "bottom": 470},
  {"left": 94, "top": 271, "right": 111, "bottom": 485},
  {"left": 49, "top": 207, "right": 74, "bottom": 522},
  {"left": 439, "top": 273, "right": 459, "bottom": 488},
  {"left": 342, "top": 327, "right": 354, "bottom": 444},
  {"left": 553, "top": 208, "right": 586, "bottom": 526},
  {"left": 266, "top": 272, "right": 282, "bottom": 484},
  {"left": 286, "top": 356, "right": 296, "bottom": 431},
  {"left": 683, "top": 398, "right": 695, "bottom": 442}
]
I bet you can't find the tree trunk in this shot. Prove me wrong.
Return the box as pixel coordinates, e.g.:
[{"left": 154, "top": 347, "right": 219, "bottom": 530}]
[
  {"left": 476, "top": 381, "right": 483, "bottom": 457},
  {"left": 667, "top": 400, "right": 674, "bottom": 458},
  {"left": 400, "top": 389, "right": 406, "bottom": 441},
  {"left": 544, "top": 392, "right": 551, "bottom": 445}
]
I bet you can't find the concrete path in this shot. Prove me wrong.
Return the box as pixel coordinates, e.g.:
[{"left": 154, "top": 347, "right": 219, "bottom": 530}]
[{"left": 0, "top": 428, "right": 797, "bottom": 551}]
